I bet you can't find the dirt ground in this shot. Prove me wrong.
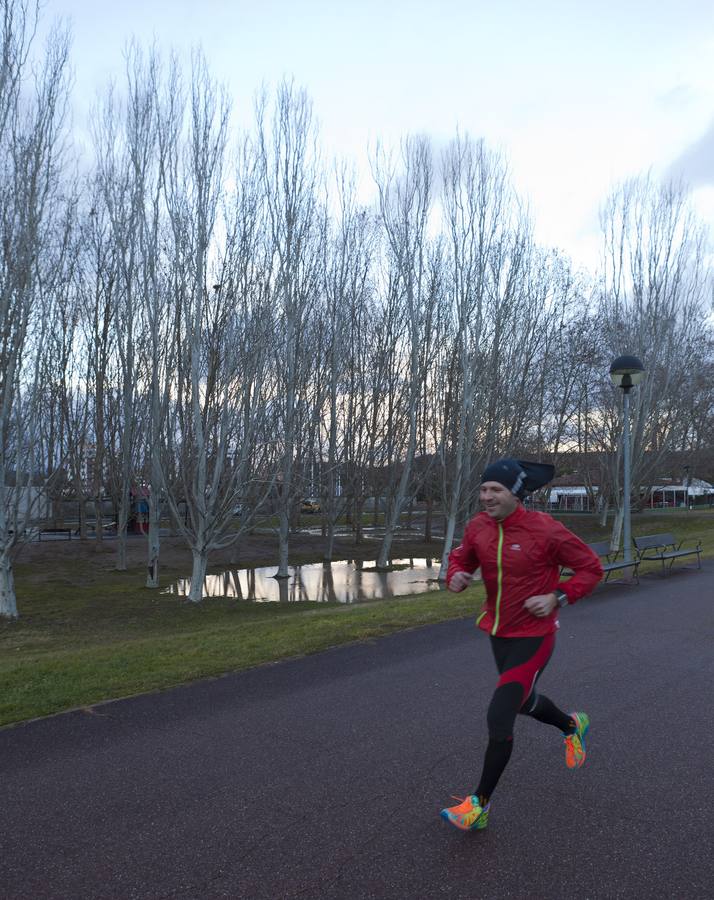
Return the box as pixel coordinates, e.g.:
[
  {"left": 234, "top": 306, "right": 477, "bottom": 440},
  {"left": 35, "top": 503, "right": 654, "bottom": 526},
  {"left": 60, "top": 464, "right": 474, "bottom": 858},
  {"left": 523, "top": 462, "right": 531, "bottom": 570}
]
[{"left": 14, "top": 527, "right": 444, "bottom": 575}]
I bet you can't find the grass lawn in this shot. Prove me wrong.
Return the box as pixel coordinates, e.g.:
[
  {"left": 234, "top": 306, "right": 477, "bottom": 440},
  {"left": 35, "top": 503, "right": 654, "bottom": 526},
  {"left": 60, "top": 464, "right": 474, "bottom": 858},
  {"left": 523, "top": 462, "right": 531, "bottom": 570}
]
[{"left": 1, "top": 509, "right": 712, "bottom": 728}]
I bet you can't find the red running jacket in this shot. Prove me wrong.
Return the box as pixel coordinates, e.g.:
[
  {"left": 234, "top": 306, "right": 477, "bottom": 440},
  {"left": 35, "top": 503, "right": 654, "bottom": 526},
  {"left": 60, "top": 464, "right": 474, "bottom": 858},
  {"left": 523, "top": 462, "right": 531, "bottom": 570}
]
[{"left": 447, "top": 504, "right": 603, "bottom": 637}]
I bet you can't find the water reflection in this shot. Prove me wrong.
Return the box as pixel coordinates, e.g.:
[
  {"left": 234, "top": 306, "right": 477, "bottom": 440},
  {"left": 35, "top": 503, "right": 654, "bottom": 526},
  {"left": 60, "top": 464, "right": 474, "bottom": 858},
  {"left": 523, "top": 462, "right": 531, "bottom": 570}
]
[{"left": 163, "top": 558, "right": 448, "bottom": 604}]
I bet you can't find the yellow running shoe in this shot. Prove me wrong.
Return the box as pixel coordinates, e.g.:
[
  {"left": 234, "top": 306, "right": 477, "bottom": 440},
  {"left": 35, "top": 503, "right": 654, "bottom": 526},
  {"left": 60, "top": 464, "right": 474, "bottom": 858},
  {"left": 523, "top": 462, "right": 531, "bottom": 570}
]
[
  {"left": 440, "top": 795, "right": 490, "bottom": 831},
  {"left": 564, "top": 711, "right": 590, "bottom": 768}
]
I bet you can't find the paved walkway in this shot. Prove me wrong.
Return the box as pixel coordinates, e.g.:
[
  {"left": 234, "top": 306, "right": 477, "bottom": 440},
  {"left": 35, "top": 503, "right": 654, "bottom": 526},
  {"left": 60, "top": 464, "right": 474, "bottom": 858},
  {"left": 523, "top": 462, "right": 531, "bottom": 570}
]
[{"left": 2, "top": 562, "right": 713, "bottom": 899}]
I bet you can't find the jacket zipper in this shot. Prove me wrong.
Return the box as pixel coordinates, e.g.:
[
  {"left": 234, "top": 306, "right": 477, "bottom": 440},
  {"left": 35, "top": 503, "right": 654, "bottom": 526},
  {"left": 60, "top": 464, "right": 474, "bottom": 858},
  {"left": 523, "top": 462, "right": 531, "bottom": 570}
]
[{"left": 491, "top": 523, "right": 504, "bottom": 635}]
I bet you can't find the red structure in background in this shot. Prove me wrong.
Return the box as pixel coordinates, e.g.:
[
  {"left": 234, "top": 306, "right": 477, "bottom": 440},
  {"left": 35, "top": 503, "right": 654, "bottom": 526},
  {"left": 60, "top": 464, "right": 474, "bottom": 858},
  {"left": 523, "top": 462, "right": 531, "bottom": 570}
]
[{"left": 128, "top": 484, "right": 150, "bottom": 534}]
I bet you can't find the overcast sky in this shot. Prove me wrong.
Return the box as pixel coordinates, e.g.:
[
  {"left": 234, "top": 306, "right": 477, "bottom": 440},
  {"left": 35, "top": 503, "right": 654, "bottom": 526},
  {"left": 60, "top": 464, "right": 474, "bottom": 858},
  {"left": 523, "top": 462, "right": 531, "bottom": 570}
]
[{"left": 41, "top": 0, "right": 714, "bottom": 270}]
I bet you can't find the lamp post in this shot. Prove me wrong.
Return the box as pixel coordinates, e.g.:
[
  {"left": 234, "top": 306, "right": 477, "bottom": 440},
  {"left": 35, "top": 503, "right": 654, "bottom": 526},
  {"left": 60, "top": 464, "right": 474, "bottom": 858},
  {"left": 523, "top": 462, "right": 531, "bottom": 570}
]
[
  {"left": 683, "top": 464, "right": 690, "bottom": 510},
  {"left": 609, "top": 355, "right": 645, "bottom": 564}
]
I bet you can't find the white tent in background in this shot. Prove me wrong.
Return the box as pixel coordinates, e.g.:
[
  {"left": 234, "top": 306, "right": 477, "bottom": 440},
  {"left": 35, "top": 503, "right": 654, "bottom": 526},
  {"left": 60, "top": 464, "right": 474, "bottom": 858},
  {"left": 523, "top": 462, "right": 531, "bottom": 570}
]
[
  {"left": 549, "top": 485, "right": 598, "bottom": 511},
  {"left": 649, "top": 478, "right": 714, "bottom": 508}
]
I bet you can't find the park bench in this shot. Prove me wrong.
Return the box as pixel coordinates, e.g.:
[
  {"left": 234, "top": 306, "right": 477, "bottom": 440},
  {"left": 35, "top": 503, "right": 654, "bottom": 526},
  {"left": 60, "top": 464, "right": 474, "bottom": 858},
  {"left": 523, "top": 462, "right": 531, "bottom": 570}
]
[
  {"left": 633, "top": 533, "right": 702, "bottom": 576},
  {"left": 587, "top": 540, "right": 639, "bottom": 584},
  {"left": 560, "top": 541, "right": 639, "bottom": 584},
  {"left": 38, "top": 528, "right": 75, "bottom": 541}
]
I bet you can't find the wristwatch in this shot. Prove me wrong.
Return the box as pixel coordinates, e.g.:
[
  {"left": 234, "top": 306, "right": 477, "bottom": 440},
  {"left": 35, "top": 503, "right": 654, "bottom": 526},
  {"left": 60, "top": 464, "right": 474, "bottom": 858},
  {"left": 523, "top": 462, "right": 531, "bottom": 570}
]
[{"left": 555, "top": 591, "right": 569, "bottom": 608}]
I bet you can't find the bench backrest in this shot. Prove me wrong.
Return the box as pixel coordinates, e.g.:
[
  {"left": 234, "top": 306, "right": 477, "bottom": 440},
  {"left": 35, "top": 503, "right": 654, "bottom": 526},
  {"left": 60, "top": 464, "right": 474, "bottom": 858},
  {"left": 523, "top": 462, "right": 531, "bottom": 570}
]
[
  {"left": 633, "top": 533, "right": 676, "bottom": 551},
  {"left": 587, "top": 540, "right": 614, "bottom": 557}
]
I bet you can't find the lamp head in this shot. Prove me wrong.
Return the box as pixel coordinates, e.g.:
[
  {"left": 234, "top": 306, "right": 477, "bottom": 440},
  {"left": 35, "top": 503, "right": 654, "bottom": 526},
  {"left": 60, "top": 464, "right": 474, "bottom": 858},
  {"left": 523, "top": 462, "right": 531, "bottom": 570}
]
[{"left": 609, "top": 355, "right": 645, "bottom": 392}]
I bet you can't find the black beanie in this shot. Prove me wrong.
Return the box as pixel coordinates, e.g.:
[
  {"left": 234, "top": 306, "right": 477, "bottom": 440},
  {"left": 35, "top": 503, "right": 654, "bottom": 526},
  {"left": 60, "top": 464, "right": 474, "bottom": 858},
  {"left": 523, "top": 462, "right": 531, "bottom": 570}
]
[
  {"left": 481, "top": 458, "right": 555, "bottom": 498},
  {"left": 481, "top": 459, "right": 527, "bottom": 495}
]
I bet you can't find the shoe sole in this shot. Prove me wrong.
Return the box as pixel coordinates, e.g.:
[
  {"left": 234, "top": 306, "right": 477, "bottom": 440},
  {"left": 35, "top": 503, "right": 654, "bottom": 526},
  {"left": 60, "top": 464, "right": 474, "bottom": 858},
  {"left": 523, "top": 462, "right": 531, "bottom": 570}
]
[{"left": 440, "top": 808, "right": 489, "bottom": 831}]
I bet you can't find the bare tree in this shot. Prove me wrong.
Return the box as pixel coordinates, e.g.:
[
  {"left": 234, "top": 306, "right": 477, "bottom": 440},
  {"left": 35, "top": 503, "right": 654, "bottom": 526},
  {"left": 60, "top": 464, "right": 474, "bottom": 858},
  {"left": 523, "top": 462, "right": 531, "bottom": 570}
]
[
  {"left": 132, "top": 46, "right": 178, "bottom": 587},
  {"left": 596, "top": 175, "right": 712, "bottom": 542},
  {"left": 437, "top": 135, "right": 511, "bottom": 577},
  {"left": 0, "top": 2, "right": 71, "bottom": 617},
  {"left": 93, "top": 49, "right": 154, "bottom": 570},
  {"left": 74, "top": 186, "right": 121, "bottom": 548},
  {"left": 319, "top": 165, "right": 375, "bottom": 558},
  {"left": 157, "top": 55, "right": 274, "bottom": 602},
  {"left": 339, "top": 228, "right": 380, "bottom": 546},
  {"left": 40, "top": 204, "right": 86, "bottom": 533},
  {"left": 372, "top": 135, "right": 435, "bottom": 568},
  {"left": 257, "top": 81, "right": 322, "bottom": 578}
]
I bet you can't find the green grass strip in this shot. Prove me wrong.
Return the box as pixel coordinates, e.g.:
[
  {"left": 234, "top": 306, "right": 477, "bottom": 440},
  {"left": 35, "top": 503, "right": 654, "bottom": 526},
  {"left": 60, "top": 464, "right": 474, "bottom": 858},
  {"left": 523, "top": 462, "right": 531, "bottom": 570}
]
[
  {"left": 0, "top": 588, "right": 483, "bottom": 727},
  {"left": 2, "top": 509, "right": 712, "bottom": 728}
]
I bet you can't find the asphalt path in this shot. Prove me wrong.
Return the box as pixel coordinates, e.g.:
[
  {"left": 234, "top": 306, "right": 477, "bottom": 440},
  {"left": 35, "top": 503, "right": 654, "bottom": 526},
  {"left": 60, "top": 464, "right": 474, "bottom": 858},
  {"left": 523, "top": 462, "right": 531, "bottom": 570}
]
[{"left": 2, "top": 562, "right": 713, "bottom": 899}]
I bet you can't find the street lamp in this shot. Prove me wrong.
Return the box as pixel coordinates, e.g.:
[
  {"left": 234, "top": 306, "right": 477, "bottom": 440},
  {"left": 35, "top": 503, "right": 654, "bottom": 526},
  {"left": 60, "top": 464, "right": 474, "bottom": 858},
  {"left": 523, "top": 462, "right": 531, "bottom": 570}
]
[
  {"left": 609, "top": 355, "right": 646, "bottom": 565},
  {"left": 683, "top": 464, "right": 690, "bottom": 510}
]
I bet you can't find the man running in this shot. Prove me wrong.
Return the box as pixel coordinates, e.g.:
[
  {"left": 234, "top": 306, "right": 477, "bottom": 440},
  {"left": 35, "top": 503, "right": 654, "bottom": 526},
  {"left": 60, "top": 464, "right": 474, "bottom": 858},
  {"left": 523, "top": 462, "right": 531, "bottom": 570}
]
[{"left": 440, "top": 458, "right": 603, "bottom": 832}]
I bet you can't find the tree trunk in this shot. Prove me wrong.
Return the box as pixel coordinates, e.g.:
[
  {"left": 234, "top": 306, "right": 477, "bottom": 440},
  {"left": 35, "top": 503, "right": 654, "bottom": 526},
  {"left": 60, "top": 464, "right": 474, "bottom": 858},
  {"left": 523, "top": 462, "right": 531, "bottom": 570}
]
[
  {"left": 354, "top": 497, "right": 364, "bottom": 545},
  {"left": 78, "top": 497, "right": 88, "bottom": 541},
  {"left": 228, "top": 529, "right": 243, "bottom": 567},
  {"left": 424, "top": 495, "right": 433, "bottom": 543},
  {"left": 610, "top": 507, "right": 623, "bottom": 554},
  {"left": 146, "top": 491, "right": 160, "bottom": 588},
  {"left": 377, "top": 529, "right": 395, "bottom": 569},
  {"left": 146, "top": 442, "right": 162, "bottom": 587},
  {"left": 0, "top": 553, "right": 18, "bottom": 619},
  {"left": 276, "top": 509, "right": 290, "bottom": 577},
  {"left": 94, "top": 494, "right": 104, "bottom": 547},
  {"left": 598, "top": 500, "right": 609, "bottom": 528},
  {"left": 439, "top": 514, "right": 458, "bottom": 582},
  {"left": 187, "top": 549, "right": 208, "bottom": 603},
  {"left": 116, "top": 488, "right": 129, "bottom": 571},
  {"left": 324, "top": 518, "right": 335, "bottom": 562}
]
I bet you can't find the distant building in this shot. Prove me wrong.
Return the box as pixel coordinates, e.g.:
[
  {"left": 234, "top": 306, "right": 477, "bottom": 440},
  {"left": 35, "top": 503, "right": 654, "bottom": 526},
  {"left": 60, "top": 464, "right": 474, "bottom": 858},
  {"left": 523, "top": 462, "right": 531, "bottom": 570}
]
[
  {"left": 2, "top": 484, "right": 51, "bottom": 520},
  {"left": 549, "top": 485, "right": 598, "bottom": 512},
  {"left": 548, "top": 473, "right": 599, "bottom": 512},
  {"left": 547, "top": 474, "right": 714, "bottom": 512},
  {"left": 647, "top": 478, "right": 714, "bottom": 508}
]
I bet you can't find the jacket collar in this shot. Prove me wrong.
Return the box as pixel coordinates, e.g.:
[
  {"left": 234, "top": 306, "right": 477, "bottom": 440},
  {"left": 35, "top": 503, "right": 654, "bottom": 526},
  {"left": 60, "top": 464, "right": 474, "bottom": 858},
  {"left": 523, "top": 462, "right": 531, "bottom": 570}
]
[{"left": 493, "top": 503, "right": 527, "bottom": 528}]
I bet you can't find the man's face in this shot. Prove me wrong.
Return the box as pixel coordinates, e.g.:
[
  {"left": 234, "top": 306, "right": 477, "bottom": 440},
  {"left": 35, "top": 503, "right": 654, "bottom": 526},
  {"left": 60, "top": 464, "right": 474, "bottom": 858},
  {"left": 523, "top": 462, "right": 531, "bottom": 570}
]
[{"left": 479, "top": 481, "right": 520, "bottom": 521}]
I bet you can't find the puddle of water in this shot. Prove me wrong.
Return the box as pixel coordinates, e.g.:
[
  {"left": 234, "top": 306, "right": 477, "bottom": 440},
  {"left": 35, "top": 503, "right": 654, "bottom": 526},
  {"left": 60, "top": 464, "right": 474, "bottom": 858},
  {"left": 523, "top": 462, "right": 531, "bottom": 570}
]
[
  {"left": 294, "top": 526, "right": 425, "bottom": 539},
  {"left": 162, "top": 558, "right": 448, "bottom": 604}
]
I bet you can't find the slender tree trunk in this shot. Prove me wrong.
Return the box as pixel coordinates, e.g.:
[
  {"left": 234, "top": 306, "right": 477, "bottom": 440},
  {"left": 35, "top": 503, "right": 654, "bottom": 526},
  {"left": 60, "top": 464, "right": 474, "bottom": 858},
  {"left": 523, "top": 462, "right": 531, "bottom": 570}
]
[
  {"left": 116, "top": 483, "right": 129, "bottom": 570},
  {"left": 0, "top": 552, "right": 18, "bottom": 619},
  {"left": 73, "top": 482, "right": 88, "bottom": 540},
  {"left": 188, "top": 547, "right": 208, "bottom": 603},
  {"left": 323, "top": 356, "right": 338, "bottom": 563},
  {"left": 354, "top": 497, "right": 364, "bottom": 545},
  {"left": 610, "top": 506, "right": 623, "bottom": 552},
  {"left": 598, "top": 500, "right": 609, "bottom": 528},
  {"left": 424, "top": 495, "right": 433, "bottom": 542},
  {"left": 146, "top": 372, "right": 162, "bottom": 587},
  {"left": 94, "top": 492, "right": 104, "bottom": 546},
  {"left": 325, "top": 524, "right": 336, "bottom": 562},
  {"left": 276, "top": 509, "right": 290, "bottom": 578},
  {"left": 440, "top": 515, "right": 459, "bottom": 581},
  {"left": 146, "top": 477, "right": 161, "bottom": 587}
]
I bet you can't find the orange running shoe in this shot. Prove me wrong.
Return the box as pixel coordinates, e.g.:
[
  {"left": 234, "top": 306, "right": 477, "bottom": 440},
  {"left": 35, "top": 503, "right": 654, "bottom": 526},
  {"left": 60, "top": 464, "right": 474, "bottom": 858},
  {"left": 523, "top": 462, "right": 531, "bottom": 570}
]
[
  {"left": 564, "top": 711, "right": 590, "bottom": 768},
  {"left": 440, "top": 795, "right": 490, "bottom": 831}
]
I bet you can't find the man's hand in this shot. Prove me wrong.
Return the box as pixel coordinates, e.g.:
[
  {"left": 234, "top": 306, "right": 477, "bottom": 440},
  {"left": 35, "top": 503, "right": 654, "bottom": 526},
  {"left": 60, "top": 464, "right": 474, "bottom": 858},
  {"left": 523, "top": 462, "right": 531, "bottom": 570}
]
[
  {"left": 524, "top": 592, "right": 558, "bottom": 617},
  {"left": 448, "top": 571, "right": 474, "bottom": 593}
]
